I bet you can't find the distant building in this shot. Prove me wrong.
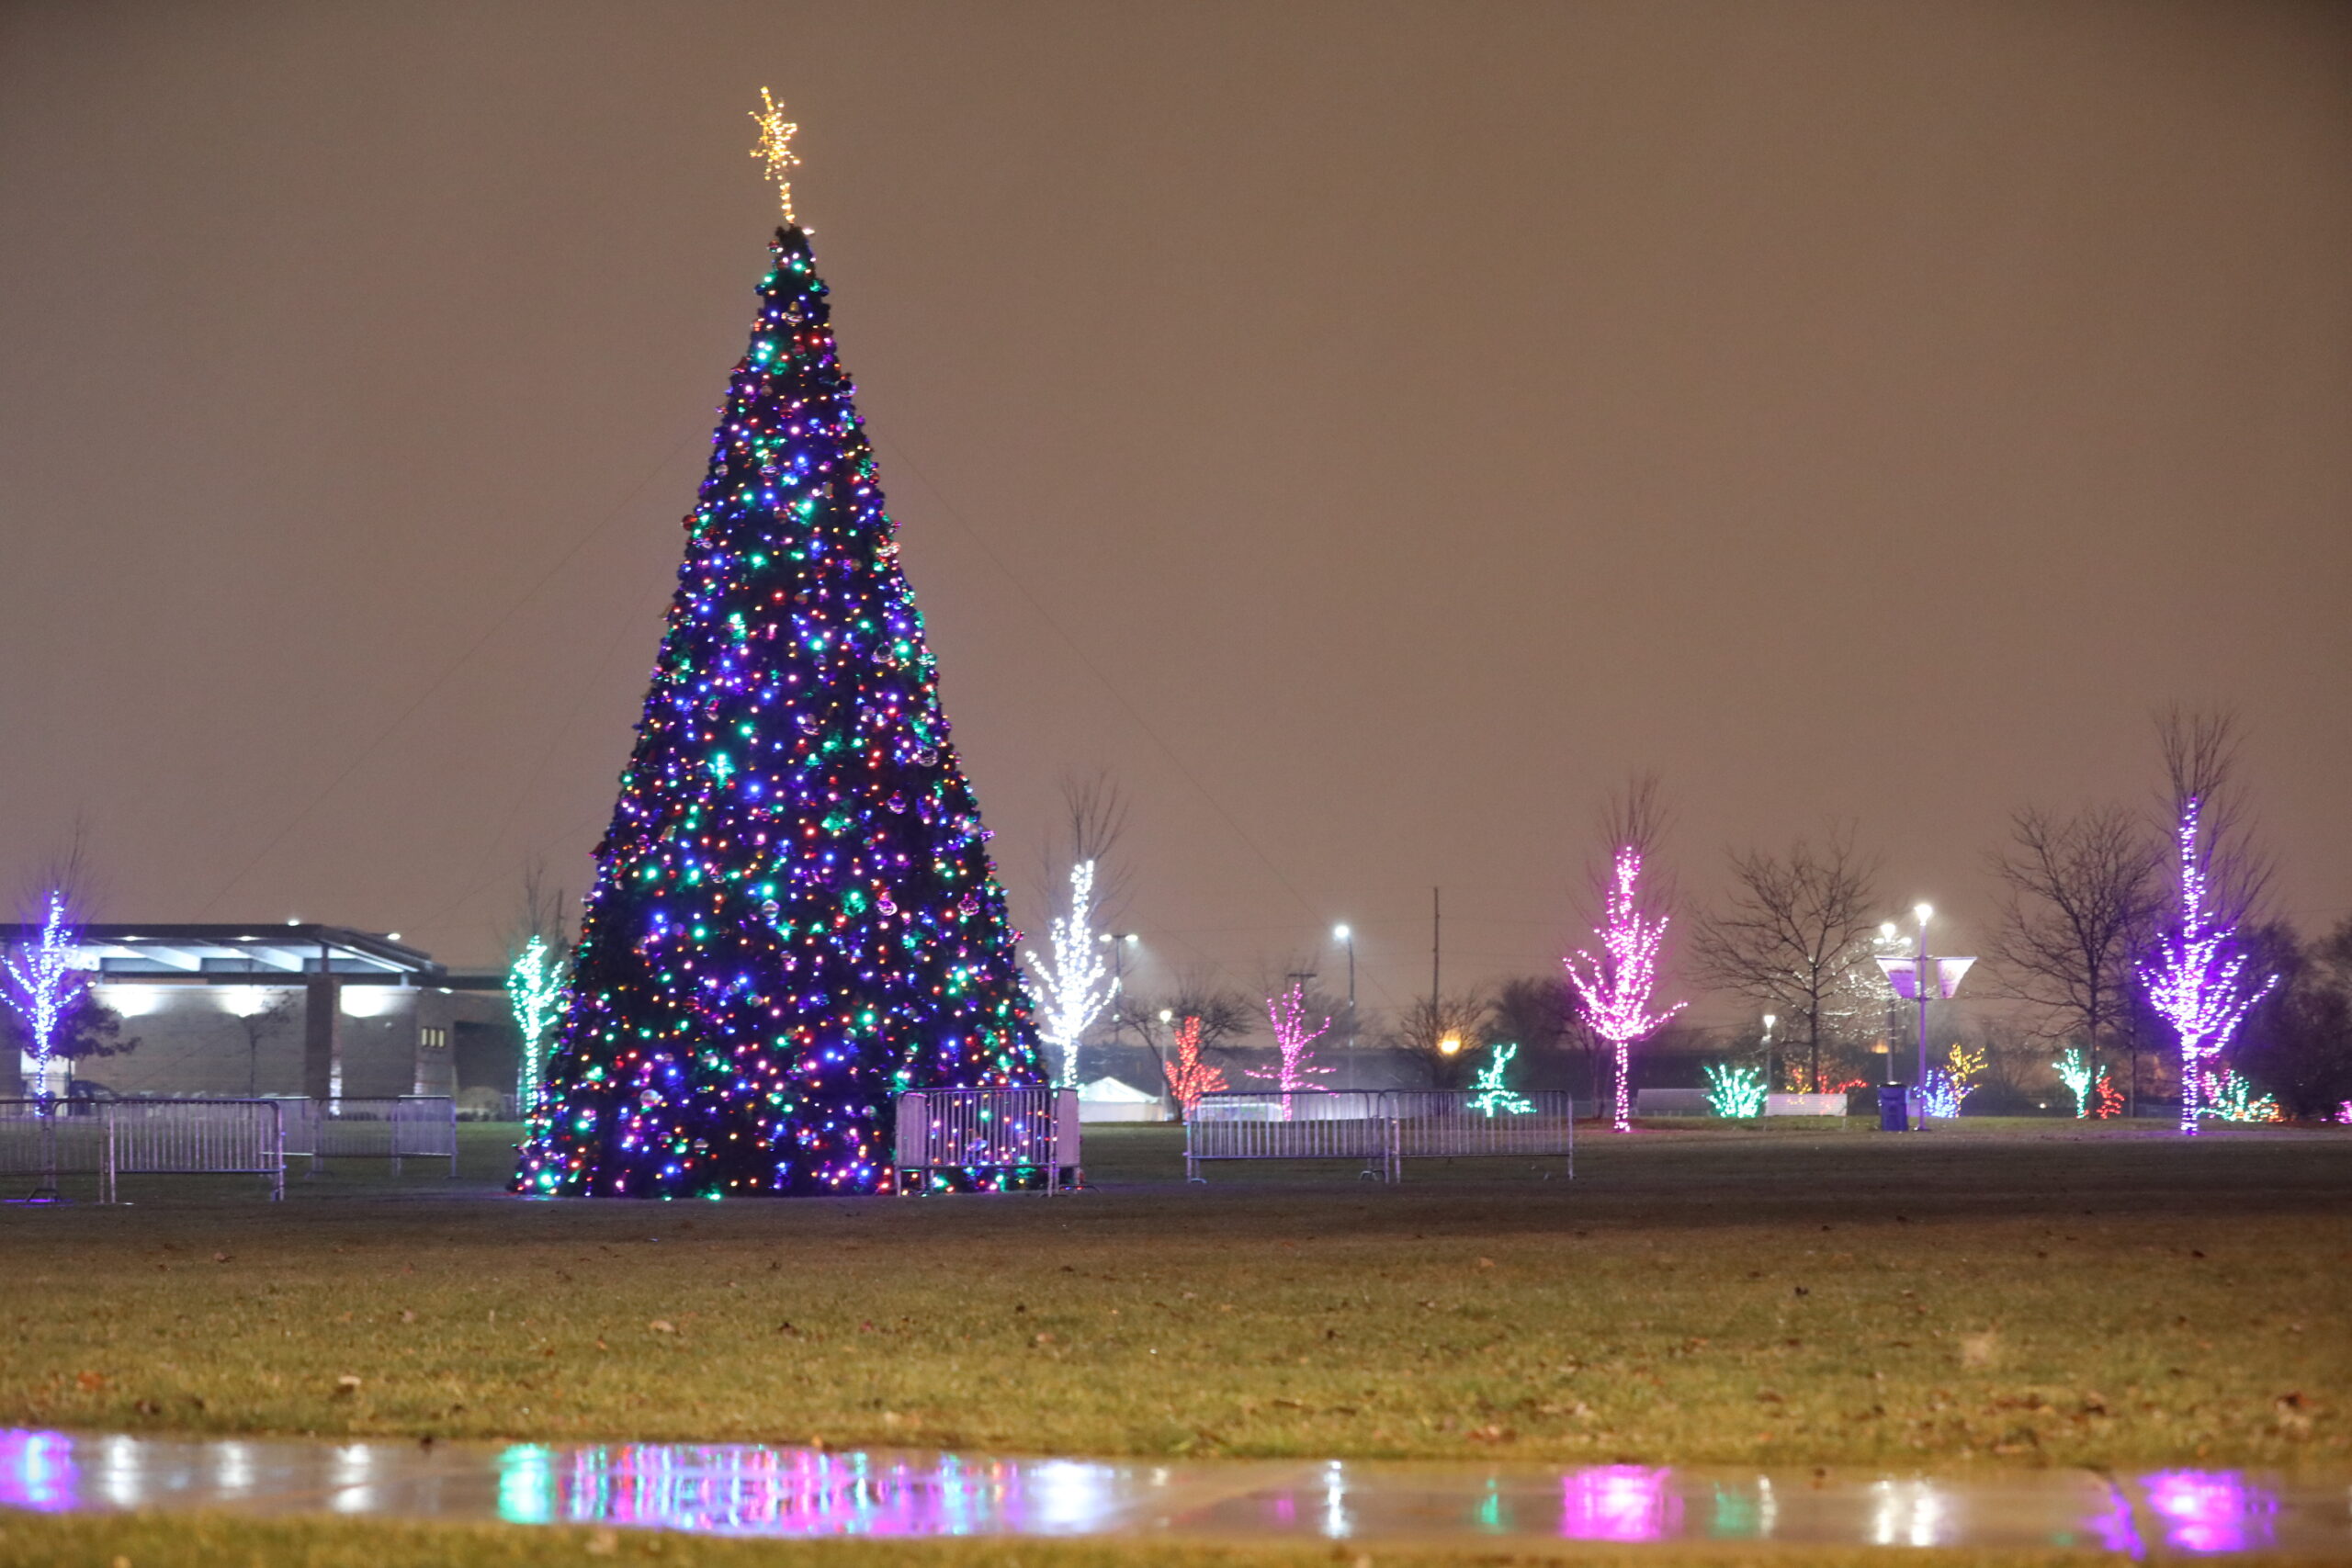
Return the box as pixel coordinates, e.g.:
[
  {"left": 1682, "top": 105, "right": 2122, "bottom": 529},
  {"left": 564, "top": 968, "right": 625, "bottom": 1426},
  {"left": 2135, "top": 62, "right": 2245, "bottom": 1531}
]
[{"left": 0, "top": 923, "right": 514, "bottom": 1101}]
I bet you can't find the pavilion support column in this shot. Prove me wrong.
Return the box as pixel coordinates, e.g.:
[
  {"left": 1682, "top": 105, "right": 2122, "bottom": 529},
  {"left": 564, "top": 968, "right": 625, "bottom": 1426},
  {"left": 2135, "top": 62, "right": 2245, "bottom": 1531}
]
[{"left": 304, "top": 972, "right": 341, "bottom": 1101}]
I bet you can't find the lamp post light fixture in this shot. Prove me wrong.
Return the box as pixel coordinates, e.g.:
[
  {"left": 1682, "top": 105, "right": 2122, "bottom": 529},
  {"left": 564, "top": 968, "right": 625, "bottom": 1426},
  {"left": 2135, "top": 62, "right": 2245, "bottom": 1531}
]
[
  {"left": 1761, "top": 1012, "right": 1777, "bottom": 1098},
  {"left": 1332, "top": 923, "right": 1356, "bottom": 1050},
  {"left": 1099, "top": 931, "right": 1140, "bottom": 1043},
  {"left": 1872, "top": 902, "right": 1976, "bottom": 1127}
]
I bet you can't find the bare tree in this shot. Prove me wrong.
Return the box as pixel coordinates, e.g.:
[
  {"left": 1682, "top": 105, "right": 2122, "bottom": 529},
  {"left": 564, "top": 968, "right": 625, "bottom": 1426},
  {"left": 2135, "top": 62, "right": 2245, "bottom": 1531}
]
[
  {"left": 1386, "top": 991, "right": 1493, "bottom": 1089},
  {"left": 1691, "top": 826, "right": 1883, "bottom": 1092},
  {"left": 1120, "top": 976, "right": 1255, "bottom": 1114},
  {"left": 226, "top": 990, "right": 300, "bottom": 1097},
  {"left": 1038, "top": 767, "right": 1132, "bottom": 923},
  {"left": 1984, "top": 802, "right": 2163, "bottom": 1112},
  {"left": 18, "top": 811, "right": 106, "bottom": 921},
  {"left": 1491, "top": 974, "right": 1572, "bottom": 1056},
  {"left": 2154, "top": 703, "right": 2272, "bottom": 927},
  {"left": 501, "top": 853, "right": 572, "bottom": 958},
  {"left": 1589, "top": 771, "right": 1673, "bottom": 905}
]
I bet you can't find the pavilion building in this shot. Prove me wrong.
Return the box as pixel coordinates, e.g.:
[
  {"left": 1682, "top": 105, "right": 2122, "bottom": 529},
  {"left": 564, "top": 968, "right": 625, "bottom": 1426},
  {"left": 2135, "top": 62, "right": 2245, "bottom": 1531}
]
[{"left": 0, "top": 924, "right": 514, "bottom": 1102}]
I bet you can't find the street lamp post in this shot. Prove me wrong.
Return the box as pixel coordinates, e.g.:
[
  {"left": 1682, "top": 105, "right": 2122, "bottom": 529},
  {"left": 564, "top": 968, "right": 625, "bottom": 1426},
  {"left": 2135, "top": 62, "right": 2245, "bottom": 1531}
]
[
  {"left": 1872, "top": 903, "right": 1976, "bottom": 1129},
  {"left": 1761, "top": 1012, "right": 1777, "bottom": 1100},
  {"left": 1333, "top": 924, "right": 1355, "bottom": 1051},
  {"left": 1103, "top": 932, "right": 1139, "bottom": 1043}
]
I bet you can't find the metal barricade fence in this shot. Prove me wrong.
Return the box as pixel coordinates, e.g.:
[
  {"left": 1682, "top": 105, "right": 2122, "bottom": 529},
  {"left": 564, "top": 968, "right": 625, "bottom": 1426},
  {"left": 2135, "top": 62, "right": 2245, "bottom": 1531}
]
[
  {"left": 267, "top": 1096, "right": 458, "bottom": 1176},
  {"left": 0, "top": 1100, "right": 106, "bottom": 1198},
  {"left": 1185, "top": 1091, "right": 1396, "bottom": 1182},
  {"left": 893, "top": 1088, "right": 1080, "bottom": 1193},
  {"left": 0, "top": 1100, "right": 283, "bottom": 1203},
  {"left": 103, "top": 1100, "right": 285, "bottom": 1202},
  {"left": 1386, "top": 1089, "right": 1575, "bottom": 1178}
]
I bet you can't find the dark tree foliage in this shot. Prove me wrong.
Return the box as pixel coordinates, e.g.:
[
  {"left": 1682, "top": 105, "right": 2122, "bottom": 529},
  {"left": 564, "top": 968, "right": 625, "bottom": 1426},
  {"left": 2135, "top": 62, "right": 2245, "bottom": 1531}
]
[
  {"left": 0, "top": 986, "right": 139, "bottom": 1066},
  {"left": 2233, "top": 918, "right": 2352, "bottom": 1118}
]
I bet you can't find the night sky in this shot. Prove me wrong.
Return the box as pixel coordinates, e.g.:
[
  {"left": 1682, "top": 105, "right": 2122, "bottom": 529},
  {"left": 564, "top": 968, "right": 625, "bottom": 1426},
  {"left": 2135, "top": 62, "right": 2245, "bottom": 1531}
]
[{"left": 2, "top": 2, "right": 2346, "bottom": 1023}]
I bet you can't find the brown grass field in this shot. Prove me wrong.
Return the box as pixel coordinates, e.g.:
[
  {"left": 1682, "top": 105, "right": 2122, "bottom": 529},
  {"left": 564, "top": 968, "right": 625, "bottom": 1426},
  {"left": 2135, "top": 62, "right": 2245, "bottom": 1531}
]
[{"left": 0, "top": 1119, "right": 2344, "bottom": 1564}]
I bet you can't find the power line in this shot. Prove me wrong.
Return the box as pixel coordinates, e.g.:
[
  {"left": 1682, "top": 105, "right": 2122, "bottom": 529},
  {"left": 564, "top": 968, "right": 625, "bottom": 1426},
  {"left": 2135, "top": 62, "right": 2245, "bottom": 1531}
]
[
  {"left": 196, "top": 423, "right": 705, "bottom": 915},
  {"left": 875, "top": 431, "right": 1317, "bottom": 919}
]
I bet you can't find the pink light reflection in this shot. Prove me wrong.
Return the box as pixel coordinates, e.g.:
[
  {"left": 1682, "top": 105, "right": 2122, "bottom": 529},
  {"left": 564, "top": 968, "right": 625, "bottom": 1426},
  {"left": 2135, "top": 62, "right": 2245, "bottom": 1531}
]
[
  {"left": 1559, "top": 1465, "right": 1680, "bottom": 1542},
  {"left": 0, "top": 1430, "right": 76, "bottom": 1512},
  {"left": 2144, "top": 1471, "right": 2278, "bottom": 1554}
]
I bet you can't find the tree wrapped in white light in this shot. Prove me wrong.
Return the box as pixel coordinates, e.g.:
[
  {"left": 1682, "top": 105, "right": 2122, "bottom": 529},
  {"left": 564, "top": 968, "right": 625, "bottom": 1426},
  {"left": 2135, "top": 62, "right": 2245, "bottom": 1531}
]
[
  {"left": 509, "top": 934, "right": 569, "bottom": 1115},
  {"left": 4, "top": 891, "right": 80, "bottom": 1101},
  {"left": 1024, "top": 860, "right": 1117, "bottom": 1089}
]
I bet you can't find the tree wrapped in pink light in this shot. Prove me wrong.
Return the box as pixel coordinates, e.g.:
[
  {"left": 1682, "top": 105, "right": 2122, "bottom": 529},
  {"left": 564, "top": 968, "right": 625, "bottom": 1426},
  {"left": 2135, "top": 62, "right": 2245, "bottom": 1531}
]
[
  {"left": 1246, "top": 981, "right": 1331, "bottom": 1116},
  {"left": 1566, "top": 848, "right": 1686, "bottom": 1133},
  {"left": 2139, "top": 797, "right": 2275, "bottom": 1135}
]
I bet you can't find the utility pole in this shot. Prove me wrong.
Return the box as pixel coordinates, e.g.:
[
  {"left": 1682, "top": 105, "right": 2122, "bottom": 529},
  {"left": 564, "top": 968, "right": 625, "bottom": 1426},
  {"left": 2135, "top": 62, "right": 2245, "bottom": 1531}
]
[
  {"left": 1430, "top": 887, "right": 1442, "bottom": 1015},
  {"left": 1333, "top": 924, "right": 1355, "bottom": 1051}
]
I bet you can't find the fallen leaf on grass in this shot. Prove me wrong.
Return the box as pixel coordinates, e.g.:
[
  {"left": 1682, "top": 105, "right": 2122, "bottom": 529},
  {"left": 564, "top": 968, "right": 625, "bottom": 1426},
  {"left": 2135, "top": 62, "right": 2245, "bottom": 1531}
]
[
  {"left": 647, "top": 1320, "right": 676, "bottom": 1335},
  {"left": 1959, "top": 1331, "right": 2000, "bottom": 1369},
  {"left": 334, "top": 1375, "right": 362, "bottom": 1396}
]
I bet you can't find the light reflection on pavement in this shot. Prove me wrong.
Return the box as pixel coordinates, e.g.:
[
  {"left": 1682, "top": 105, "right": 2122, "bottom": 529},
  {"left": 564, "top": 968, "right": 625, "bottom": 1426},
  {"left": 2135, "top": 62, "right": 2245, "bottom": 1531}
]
[{"left": 2, "top": 1428, "right": 2343, "bottom": 1555}]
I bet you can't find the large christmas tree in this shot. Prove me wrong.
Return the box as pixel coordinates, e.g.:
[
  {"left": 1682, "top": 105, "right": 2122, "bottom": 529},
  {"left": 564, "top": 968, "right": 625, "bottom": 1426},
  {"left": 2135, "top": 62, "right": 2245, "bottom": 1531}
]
[{"left": 517, "top": 107, "right": 1043, "bottom": 1197}]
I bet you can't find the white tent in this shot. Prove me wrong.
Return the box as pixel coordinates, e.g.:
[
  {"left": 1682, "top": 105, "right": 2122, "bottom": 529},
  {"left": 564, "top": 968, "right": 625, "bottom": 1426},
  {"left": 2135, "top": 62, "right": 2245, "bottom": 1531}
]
[{"left": 1077, "top": 1075, "right": 1167, "bottom": 1123}]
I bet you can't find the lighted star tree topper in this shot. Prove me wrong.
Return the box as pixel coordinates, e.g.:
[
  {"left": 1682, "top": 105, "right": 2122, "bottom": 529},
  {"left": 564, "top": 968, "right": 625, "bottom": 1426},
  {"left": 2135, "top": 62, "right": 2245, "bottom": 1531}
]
[
  {"left": 1023, "top": 860, "right": 1117, "bottom": 1089},
  {"left": 2139, "top": 798, "right": 2276, "bottom": 1136},
  {"left": 515, "top": 98, "right": 1044, "bottom": 1197},
  {"left": 1566, "top": 848, "right": 1686, "bottom": 1133}
]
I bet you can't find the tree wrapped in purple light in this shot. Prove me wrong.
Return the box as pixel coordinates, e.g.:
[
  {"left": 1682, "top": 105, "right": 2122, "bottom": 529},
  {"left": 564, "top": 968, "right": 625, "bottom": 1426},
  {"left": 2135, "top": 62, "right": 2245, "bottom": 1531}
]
[
  {"left": 2139, "top": 798, "right": 2276, "bottom": 1135},
  {"left": 3, "top": 891, "right": 79, "bottom": 1101},
  {"left": 1246, "top": 981, "right": 1331, "bottom": 1116},
  {"left": 1566, "top": 848, "right": 1686, "bottom": 1133}
]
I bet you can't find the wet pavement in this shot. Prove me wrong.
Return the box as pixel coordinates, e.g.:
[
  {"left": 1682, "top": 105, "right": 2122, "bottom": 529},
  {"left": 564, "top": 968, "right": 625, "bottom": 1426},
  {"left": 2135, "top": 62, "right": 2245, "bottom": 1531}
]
[{"left": 3, "top": 1428, "right": 2346, "bottom": 1556}]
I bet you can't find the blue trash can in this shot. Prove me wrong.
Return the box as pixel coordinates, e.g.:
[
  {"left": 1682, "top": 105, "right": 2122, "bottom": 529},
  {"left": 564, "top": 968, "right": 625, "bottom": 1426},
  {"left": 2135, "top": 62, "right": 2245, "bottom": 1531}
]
[{"left": 1877, "top": 1083, "right": 1908, "bottom": 1133}]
